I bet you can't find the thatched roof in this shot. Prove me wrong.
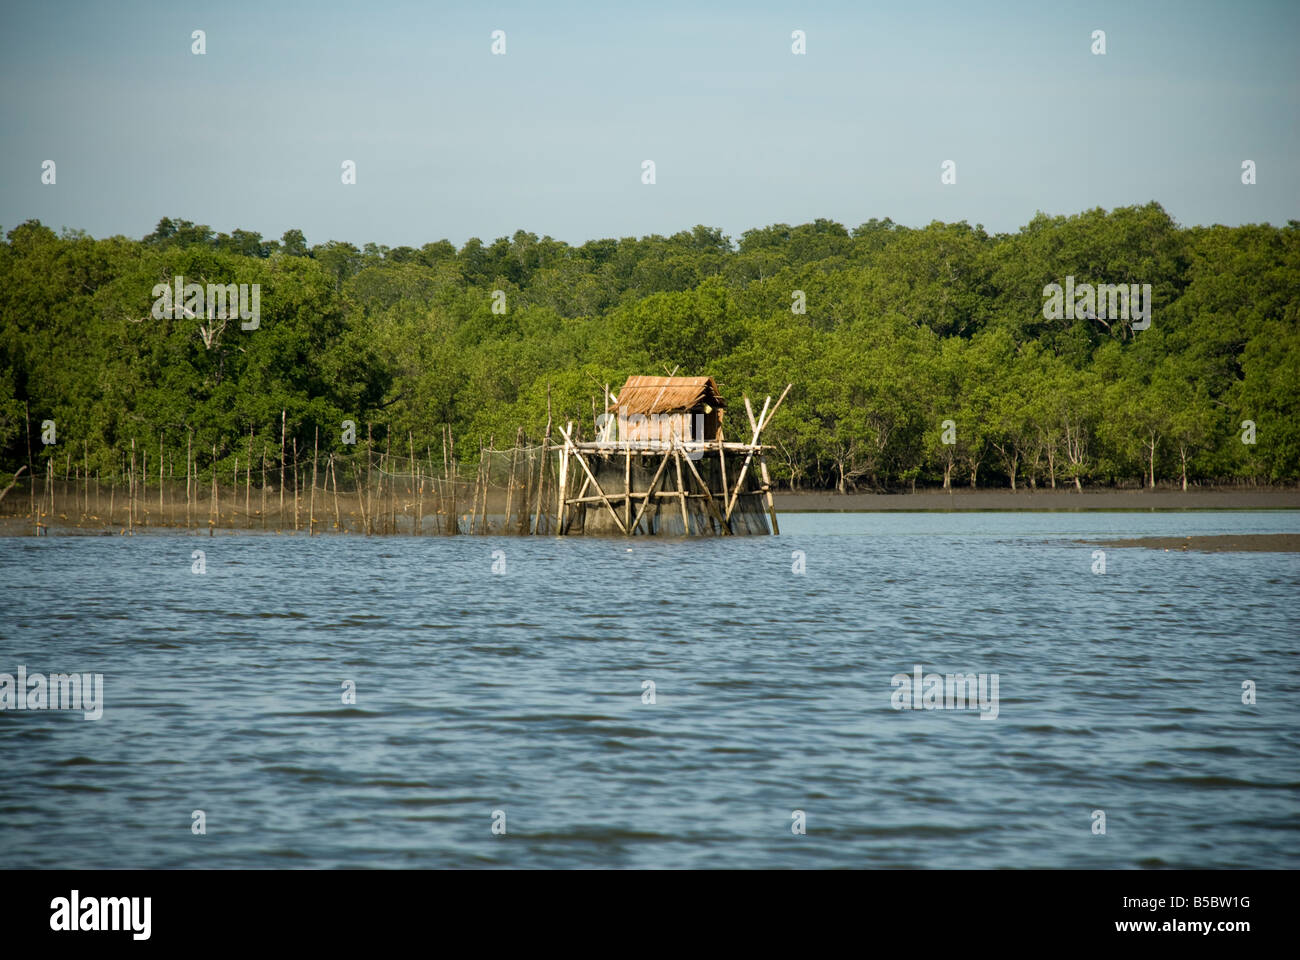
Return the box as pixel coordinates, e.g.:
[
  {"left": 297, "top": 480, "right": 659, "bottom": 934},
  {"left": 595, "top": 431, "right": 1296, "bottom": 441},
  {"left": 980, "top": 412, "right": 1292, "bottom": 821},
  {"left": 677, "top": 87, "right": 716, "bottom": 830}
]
[{"left": 612, "top": 376, "right": 726, "bottom": 415}]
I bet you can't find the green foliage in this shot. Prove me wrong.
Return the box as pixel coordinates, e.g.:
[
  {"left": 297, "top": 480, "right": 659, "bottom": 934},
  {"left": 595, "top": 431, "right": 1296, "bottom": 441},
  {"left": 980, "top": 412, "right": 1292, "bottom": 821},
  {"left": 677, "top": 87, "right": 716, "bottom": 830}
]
[{"left": 1, "top": 204, "right": 1296, "bottom": 489}]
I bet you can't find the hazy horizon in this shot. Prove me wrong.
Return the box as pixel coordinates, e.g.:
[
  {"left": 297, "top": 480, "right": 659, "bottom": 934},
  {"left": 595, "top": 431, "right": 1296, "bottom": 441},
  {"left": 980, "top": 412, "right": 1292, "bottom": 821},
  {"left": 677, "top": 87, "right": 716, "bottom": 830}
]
[{"left": 2, "top": 0, "right": 1297, "bottom": 247}]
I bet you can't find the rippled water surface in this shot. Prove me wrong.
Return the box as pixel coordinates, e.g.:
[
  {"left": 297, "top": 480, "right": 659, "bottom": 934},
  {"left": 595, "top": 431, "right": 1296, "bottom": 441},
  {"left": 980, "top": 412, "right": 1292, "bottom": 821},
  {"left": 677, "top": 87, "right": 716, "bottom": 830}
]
[{"left": 2, "top": 511, "right": 1298, "bottom": 868}]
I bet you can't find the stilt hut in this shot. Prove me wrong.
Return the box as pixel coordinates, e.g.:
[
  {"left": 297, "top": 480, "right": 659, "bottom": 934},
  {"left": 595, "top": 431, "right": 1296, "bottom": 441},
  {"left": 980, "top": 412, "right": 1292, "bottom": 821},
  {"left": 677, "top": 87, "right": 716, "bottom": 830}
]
[{"left": 554, "top": 376, "right": 790, "bottom": 537}]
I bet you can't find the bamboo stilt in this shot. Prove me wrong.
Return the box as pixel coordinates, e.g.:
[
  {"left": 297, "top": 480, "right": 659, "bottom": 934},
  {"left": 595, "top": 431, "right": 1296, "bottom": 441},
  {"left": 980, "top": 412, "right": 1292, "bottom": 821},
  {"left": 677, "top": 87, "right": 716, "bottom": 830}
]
[
  {"left": 558, "top": 424, "right": 625, "bottom": 535},
  {"left": 629, "top": 448, "right": 673, "bottom": 535},
  {"left": 759, "top": 456, "right": 779, "bottom": 535},
  {"left": 673, "top": 444, "right": 690, "bottom": 535},
  {"left": 677, "top": 438, "right": 731, "bottom": 535}
]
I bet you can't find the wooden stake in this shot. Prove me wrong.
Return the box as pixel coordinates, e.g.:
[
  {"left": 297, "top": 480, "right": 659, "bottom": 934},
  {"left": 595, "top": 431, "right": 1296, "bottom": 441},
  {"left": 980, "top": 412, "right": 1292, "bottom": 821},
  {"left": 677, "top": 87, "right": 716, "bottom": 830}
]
[
  {"left": 533, "top": 388, "right": 552, "bottom": 535},
  {"left": 310, "top": 426, "right": 319, "bottom": 535},
  {"left": 210, "top": 444, "right": 218, "bottom": 533},
  {"left": 410, "top": 432, "right": 421, "bottom": 535},
  {"left": 246, "top": 427, "right": 253, "bottom": 528},
  {"left": 128, "top": 439, "right": 135, "bottom": 533},
  {"left": 280, "top": 410, "right": 286, "bottom": 521},
  {"left": 330, "top": 455, "right": 341, "bottom": 531},
  {"left": 504, "top": 428, "right": 521, "bottom": 532},
  {"left": 479, "top": 434, "right": 492, "bottom": 533}
]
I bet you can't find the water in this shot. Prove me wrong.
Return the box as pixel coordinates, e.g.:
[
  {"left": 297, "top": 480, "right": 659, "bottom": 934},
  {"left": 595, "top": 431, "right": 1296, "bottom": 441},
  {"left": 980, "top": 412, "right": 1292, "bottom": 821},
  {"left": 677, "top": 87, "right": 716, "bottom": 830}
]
[{"left": 1, "top": 511, "right": 1298, "bottom": 869}]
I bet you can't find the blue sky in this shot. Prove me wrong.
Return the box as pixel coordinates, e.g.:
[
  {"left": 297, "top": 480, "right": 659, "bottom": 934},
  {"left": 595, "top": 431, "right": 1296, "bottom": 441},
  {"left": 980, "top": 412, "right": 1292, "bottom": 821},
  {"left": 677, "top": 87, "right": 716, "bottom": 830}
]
[{"left": 1, "top": 0, "right": 1296, "bottom": 247}]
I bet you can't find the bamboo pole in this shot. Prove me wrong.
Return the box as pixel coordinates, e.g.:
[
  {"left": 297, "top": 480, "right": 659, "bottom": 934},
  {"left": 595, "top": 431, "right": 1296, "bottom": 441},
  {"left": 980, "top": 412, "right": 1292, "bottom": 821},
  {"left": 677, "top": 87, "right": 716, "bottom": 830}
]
[
  {"left": 186, "top": 432, "right": 192, "bottom": 528},
  {"left": 158, "top": 436, "right": 164, "bottom": 524},
  {"left": 624, "top": 446, "right": 632, "bottom": 532},
  {"left": 676, "top": 438, "right": 731, "bottom": 535},
  {"left": 479, "top": 434, "right": 493, "bottom": 533},
  {"left": 556, "top": 423, "right": 571, "bottom": 534},
  {"left": 446, "top": 425, "right": 457, "bottom": 535},
  {"left": 246, "top": 427, "right": 253, "bottom": 528},
  {"left": 750, "top": 386, "right": 789, "bottom": 534},
  {"left": 760, "top": 383, "right": 793, "bottom": 434},
  {"left": 504, "top": 428, "right": 521, "bottom": 532},
  {"left": 410, "top": 432, "right": 421, "bottom": 535},
  {"left": 673, "top": 444, "right": 690, "bottom": 535},
  {"left": 509, "top": 437, "right": 525, "bottom": 535},
  {"left": 533, "top": 388, "right": 552, "bottom": 535},
  {"left": 330, "top": 455, "right": 341, "bottom": 531},
  {"left": 260, "top": 449, "right": 267, "bottom": 529},
  {"left": 279, "top": 410, "right": 286, "bottom": 522},
  {"left": 759, "top": 456, "right": 780, "bottom": 535},
  {"left": 383, "top": 432, "right": 392, "bottom": 534},
  {"left": 441, "top": 427, "right": 449, "bottom": 534},
  {"left": 210, "top": 444, "right": 218, "bottom": 534},
  {"left": 629, "top": 448, "right": 673, "bottom": 535},
  {"left": 129, "top": 439, "right": 135, "bottom": 534},
  {"left": 469, "top": 442, "right": 483, "bottom": 535},
  {"left": 717, "top": 428, "right": 729, "bottom": 516},
  {"left": 557, "top": 424, "right": 626, "bottom": 534},
  {"left": 24, "top": 401, "right": 33, "bottom": 521},
  {"left": 351, "top": 460, "right": 369, "bottom": 535},
  {"left": 366, "top": 424, "right": 374, "bottom": 535},
  {"left": 309, "top": 427, "right": 319, "bottom": 535},
  {"left": 725, "top": 396, "right": 769, "bottom": 521}
]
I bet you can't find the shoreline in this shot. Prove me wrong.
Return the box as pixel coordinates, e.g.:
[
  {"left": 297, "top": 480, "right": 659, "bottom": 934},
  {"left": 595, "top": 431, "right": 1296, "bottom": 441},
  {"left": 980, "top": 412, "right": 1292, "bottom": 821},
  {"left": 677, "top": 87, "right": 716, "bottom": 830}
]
[
  {"left": 1079, "top": 534, "right": 1300, "bottom": 553},
  {"left": 773, "top": 488, "right": 1300, "bottom": 512}
]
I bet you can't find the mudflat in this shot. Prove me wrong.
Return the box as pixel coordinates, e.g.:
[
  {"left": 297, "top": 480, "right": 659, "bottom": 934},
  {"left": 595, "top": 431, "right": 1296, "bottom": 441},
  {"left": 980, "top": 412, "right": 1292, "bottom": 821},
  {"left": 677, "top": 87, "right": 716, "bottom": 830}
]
[
  {"left": 1081, "top": 534, "right": 1300, "bottom": 553},
  {"left": 774, "top": 488, "right": 1300, "bottom": 512}
]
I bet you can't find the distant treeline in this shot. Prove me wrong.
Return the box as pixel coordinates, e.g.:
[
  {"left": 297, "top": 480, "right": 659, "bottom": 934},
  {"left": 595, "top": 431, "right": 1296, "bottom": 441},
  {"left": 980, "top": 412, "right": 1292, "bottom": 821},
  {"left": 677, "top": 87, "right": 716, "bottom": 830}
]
[{"left": 1, "top": 203, "right": 1297, "bottom": 492}]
